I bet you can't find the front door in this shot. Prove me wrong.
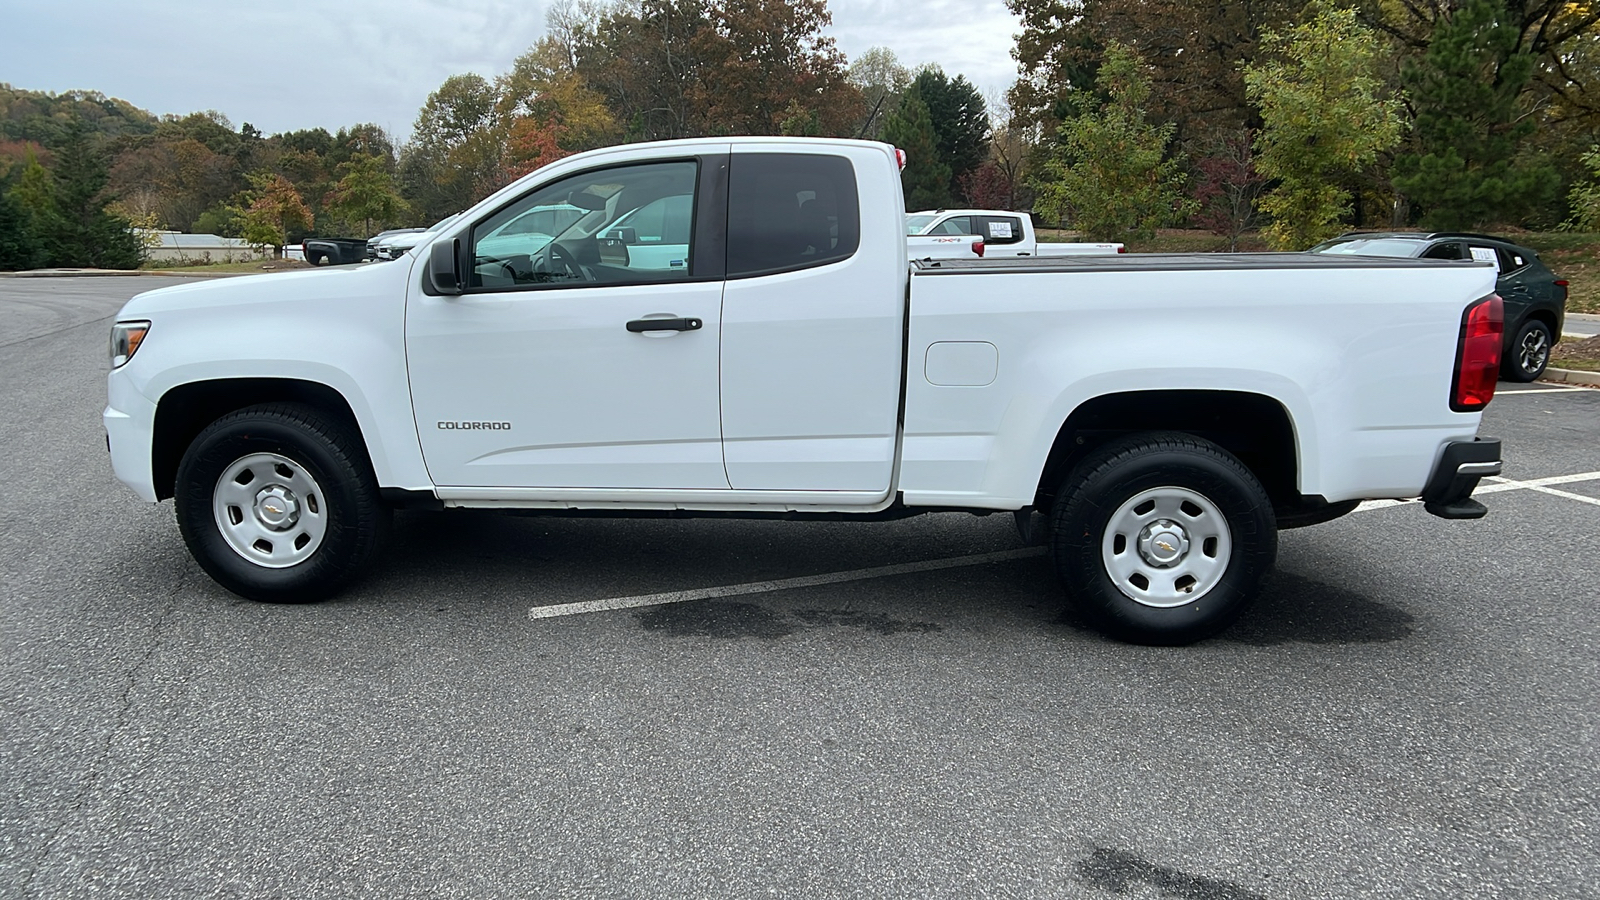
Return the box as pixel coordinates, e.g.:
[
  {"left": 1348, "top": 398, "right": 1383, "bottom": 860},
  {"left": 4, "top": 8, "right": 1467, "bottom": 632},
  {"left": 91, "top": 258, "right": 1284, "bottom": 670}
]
[{"left": 407, "top": 157, "right": 731, "bottom": 490}]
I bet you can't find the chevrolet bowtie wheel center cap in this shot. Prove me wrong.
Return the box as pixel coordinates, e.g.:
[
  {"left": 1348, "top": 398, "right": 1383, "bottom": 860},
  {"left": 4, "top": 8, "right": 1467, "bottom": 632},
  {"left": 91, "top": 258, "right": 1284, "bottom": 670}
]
[
  {"left": 1137, "top": 520, "right": 1190, "bottom": 567},
  {"left": 253, "top": 486, "right": 300, "bottom": 530}
]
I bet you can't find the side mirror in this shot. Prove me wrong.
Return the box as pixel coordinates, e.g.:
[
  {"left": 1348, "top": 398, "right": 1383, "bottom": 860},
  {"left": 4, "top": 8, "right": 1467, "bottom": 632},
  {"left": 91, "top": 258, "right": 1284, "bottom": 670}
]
[
  {"left": 607, "top": 226, "right": 638, "bottom": 245},
  {"left": 429, "top": 238, "right": 463, "bottom": 295}
]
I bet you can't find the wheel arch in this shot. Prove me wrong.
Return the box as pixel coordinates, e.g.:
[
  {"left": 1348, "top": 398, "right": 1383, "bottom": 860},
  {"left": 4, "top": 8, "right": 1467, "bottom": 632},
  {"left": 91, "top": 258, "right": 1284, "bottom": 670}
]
[
  {"left": 152, "top": 378, "right": 366, "bottom": 501},
  {"left": 1035, "top": 389, "right": 1300, "bottom": 511}
]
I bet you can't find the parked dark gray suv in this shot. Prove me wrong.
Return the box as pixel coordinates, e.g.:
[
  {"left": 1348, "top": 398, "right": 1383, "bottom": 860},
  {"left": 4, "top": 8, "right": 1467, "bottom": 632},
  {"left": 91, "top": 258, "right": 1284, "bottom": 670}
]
[{"left": 1309, "top": 232, "right": 1569, "bottom": 381}]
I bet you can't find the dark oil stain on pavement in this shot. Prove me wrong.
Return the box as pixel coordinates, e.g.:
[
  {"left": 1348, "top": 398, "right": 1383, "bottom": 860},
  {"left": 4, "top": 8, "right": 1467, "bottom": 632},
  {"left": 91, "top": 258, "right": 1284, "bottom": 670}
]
[
  {"left": 637, "top": 601, "right": 940, "bottom": 640},
  {"left": 637, "top": 601, "right": 797, "bottom": 639},
  {"left": 793, "top": 607, "right": 941, "bottom": 635},
  {"left": 1075, "top": 847, "right": 1266, "bottom": 900},
  {"left": 1226, "top": 570, "right": 1415, "bottom": 645}
]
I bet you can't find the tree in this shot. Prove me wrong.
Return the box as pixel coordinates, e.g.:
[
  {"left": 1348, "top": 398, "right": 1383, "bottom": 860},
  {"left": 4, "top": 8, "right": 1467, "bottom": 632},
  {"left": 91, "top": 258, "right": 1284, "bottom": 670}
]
[
  {"left": 1005, "top": 0, "right": 1300, "bottom": 143},
  {"left": 1391, "top": 0, "right": 1558, "bottom": 229},
  {"left": 401, "top": 74, "right": 502, "bottom": 220},
  {"left": 881, "top": 91, "right": 951, "bottom": 210},
  {"left": 1190, "top": 130, "right": 1266, "bottom": 251},
  {"left": 574, "top": 0, "right": 717, "bottom": 141},
  {"left": 1565, "top": 146, "right": 1600, "bottom": 231},
  {"left": 849, "top": 46, "right": 912, "bottom": 139},
  {"left": 0, "top": 185, "right": 45, "bottom": 270},
  {"left": 40, "top": 121, "right": 141, "bottom": 268},
  {"left": 910, "top": 67, "right": 990, "bottom": 197},
  {"left": 498, "top": 37, "right": 619, "bottom": 153},
  {"left": 235, "top": 172, "right": 313, "bottom": 256},
  {"left": 1031, "top": 43, "right": 1193, "bottom": 242},
  {"left": 1245, "top": 5, "right": 1405, "bottom": 250},
  {"left": 322, "top": 153, "right": 407, "bottom": 238},
  {"left": 689, "top": 0, "right": 864, "bottom": 136}
]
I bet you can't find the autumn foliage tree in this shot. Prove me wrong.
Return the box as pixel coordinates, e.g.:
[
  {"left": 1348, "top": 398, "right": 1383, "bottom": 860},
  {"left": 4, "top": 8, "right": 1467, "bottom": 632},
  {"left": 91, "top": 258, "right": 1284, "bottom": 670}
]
[
  {"left": 1190, "top": 131, "right": 1266, "bottom": 250},
  {"left": 235, "top": 172, "right": 312, "bottom": 256}
]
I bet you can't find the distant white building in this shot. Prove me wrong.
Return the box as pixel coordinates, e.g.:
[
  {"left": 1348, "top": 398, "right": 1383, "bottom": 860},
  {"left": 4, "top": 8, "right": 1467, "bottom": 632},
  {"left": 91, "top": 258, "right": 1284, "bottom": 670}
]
[{"left": 141, "top": 232, "right": 272, "bottom": 264}]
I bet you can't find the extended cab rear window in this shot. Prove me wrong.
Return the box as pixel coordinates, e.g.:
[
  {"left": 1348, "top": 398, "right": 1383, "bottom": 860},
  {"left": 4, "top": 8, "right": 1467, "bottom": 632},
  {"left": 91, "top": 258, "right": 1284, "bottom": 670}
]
[{"left": 727, "top": 154, "right": 860, "bottom": 278}]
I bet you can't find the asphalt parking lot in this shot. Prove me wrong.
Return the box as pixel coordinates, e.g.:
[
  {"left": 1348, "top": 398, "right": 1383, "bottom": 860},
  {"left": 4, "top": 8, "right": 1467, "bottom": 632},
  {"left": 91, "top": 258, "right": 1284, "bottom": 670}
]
[{"left": 2, "top": 276, "right": 1596, "bottom": 899}]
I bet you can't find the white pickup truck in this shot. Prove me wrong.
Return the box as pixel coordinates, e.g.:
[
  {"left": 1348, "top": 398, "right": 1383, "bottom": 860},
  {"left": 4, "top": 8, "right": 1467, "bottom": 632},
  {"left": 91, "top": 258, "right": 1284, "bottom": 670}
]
[
  {"left": 906, "top": 208, "right": 1124, "bottom": 256},
  {"left": 104, "top": 137, "right": 1504, "bottom": 644}
]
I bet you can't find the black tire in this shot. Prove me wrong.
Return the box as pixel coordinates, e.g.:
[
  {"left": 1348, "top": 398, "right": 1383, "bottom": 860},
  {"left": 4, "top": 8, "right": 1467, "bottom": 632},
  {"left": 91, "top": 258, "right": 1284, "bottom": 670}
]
[
  {"left": 311, "top": 252, "right": 331, "bottom": 266},
  {"left": 175, "top": 403, "right": 389, "bottom": 603},
  {"left": 1049, "top": 432, "right": 1277, "bottom": 645},
  {"left": 1503, "top": 318, "right": 1552, "bottom": 382}
]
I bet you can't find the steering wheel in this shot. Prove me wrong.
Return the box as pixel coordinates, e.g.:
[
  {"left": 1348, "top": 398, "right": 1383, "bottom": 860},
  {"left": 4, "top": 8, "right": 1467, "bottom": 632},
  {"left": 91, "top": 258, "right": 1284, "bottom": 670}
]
[{"left": 532, "top": 242, "right": 585, "bottom": 283}]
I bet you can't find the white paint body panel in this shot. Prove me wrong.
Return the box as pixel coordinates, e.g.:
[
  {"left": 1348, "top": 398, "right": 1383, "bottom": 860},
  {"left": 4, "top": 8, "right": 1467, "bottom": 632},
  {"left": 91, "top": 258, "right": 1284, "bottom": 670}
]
[
  {"left": 899, "top": 263, "right": 1496, "bottom": 508},
  {"left": 718, "top": 142, "right": 906, "bottom": 494},
  {"left": 105, "top": 136, "right": 1494, "bottom": 519},
  {"left": 105, "top": 261, "right": 431, "bottom": 501}
]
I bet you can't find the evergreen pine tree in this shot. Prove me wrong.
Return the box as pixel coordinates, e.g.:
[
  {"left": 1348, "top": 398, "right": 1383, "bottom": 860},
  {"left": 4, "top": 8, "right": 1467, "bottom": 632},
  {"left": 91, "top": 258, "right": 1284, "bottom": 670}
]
[
  {"left": 1392, "top": 0, "right": 1559, "bottom": 229},
  {"left": 882, "top": 90, "right": 952, "bottom": 210},
  {"left": 45, "top": 121, "right": 143, "bottom": 269},
  {"left": 0, "top": 187, "right": 46, "bottom": 271}
]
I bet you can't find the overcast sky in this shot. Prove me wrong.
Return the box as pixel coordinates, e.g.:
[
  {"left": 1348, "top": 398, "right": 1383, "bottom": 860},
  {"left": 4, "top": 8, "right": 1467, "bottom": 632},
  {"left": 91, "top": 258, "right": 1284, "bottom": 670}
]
[{"left": 3, "top": 0, "right": 1023, "bottom": 142}]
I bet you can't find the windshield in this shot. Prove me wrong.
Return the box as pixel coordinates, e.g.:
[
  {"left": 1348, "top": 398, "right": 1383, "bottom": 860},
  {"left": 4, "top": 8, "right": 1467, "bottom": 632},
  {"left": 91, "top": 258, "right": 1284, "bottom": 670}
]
[
  {"left": 905, "top": 214, "right": 938, "bottom": 235},
  {"left": 1309, "top": 238, "right": 1426, "bottom": 258}
]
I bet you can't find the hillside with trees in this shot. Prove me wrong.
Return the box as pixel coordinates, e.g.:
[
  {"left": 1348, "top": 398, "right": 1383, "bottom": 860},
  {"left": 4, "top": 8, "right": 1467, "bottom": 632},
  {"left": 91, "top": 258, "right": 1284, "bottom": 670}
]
[{"left": 2, "top": 0, "right": 1599, "bottom": 272}]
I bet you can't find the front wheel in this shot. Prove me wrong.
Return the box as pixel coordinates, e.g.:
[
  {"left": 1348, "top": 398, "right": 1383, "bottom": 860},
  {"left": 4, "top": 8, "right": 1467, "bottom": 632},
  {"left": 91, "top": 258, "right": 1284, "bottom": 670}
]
[
  {"left": 175, "top": 403, "right": 389, "bottom": 602},
  {"left": 1050, "top": 433, "right": 1277, "bottom": 645},
  {"left": 1503, "top": 319, "right": 1552, "bottom": 382}
]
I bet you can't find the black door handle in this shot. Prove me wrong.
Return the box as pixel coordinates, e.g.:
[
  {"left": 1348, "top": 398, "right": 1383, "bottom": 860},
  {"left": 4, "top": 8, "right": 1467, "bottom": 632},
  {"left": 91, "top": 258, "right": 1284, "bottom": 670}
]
[{"left": 626, "top": 317, "right": 702, "bottom": 333}]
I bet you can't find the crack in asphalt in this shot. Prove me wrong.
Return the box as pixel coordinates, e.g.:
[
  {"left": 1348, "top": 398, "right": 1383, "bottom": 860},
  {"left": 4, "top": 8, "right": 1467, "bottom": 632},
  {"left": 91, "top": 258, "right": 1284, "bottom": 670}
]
[{"left": 16, "top": 565, "right": 190, "bottom": 898}]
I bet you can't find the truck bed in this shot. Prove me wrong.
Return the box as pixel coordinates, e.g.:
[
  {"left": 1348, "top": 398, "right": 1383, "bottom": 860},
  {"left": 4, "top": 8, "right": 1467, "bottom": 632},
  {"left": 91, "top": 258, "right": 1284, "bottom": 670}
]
[{"left": 911, "top": 252, "right": 1494, "bottom": 274}]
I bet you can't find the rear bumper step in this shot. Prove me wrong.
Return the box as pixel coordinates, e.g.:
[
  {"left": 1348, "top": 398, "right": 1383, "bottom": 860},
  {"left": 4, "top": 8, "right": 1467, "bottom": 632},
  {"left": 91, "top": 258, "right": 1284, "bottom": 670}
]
[{"left": 1422, "top": 437, "right": 1501, "bottom": 520}]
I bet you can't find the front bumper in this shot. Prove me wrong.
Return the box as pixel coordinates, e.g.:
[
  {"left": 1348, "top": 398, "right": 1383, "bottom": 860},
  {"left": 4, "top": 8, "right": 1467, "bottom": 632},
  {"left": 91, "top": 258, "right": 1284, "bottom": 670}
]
[
  {"left": 104, "top": 370, "right": 159, "bottom": 503},
  {"left": 1422, "top": 437, "right": 1501, "bottom": 519}
]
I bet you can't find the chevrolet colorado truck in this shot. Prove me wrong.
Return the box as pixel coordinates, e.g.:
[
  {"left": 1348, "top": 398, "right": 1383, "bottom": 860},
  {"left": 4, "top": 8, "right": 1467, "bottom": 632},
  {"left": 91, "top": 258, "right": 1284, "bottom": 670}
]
[{"left": 104, "top": 137, "right": 1504, "bottom": 644}]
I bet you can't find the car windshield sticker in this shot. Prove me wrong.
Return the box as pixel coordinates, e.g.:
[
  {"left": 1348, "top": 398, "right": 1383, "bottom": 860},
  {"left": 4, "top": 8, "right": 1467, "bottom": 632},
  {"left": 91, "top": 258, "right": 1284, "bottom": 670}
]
[
  {"left": 1469, "top": 246, "right": 1501, "bottom": 271},
  {"left": 989, "top": 220, "right": 1014, "bottom": 239}
]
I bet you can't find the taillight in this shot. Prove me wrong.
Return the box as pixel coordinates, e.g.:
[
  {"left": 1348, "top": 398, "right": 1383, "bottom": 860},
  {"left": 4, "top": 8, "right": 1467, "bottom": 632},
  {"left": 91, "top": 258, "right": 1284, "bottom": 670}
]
[
  {"left": 894, "top": 148, "right": 907, "bottom": 170},
  {"left": 1450, "top": 294, "right": 1503, "bottom": 412},
  {"left": 1554, "top": 279, "right": 1569, "bottom": 286},
  {"left": 972, "top": 239, "right": 985, "bottom": 257},
  {"left": 1117, "top": 246, "right": 1126, "bottom": 253}
]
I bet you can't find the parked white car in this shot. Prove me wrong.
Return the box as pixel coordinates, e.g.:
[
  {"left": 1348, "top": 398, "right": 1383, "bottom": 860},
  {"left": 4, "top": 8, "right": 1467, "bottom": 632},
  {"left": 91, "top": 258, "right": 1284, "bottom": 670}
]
[
  {"left": 105, "top": 137, "right": 1503, "bottom": 645},
  {"left": 907, "top": 209, "right": 1123, "bottom": 256},
  {"left": 374, "top": 214, "right": 460, "bottom": 260}
]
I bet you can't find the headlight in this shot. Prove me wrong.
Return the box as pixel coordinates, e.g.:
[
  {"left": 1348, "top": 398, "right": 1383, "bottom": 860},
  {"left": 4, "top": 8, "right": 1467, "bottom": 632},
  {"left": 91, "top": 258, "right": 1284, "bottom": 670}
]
[{"left": 110, "top": 320, "right": 150, "bottom": 368}]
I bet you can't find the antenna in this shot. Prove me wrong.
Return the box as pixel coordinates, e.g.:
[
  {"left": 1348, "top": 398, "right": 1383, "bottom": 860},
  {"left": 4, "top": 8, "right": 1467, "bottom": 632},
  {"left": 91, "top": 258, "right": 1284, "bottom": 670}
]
[{"left": 855, "top": 93, "right": 888, "bottom": 140}]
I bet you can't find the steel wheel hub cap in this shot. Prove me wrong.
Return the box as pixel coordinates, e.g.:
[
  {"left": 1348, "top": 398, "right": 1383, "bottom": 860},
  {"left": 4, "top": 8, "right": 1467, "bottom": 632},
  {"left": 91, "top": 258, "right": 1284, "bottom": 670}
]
[
  {"left": 253, "top": 486, "right": 300, "bottom": 529},
  {"left": 1101, "top": 486, "right": 1232, "bottom": 608},
  {"left": 1138, "top": 520, "right": 1190, "bottom": 566},
  {"left": 212, "top": 452, "right": 327, "bottom": 568}
]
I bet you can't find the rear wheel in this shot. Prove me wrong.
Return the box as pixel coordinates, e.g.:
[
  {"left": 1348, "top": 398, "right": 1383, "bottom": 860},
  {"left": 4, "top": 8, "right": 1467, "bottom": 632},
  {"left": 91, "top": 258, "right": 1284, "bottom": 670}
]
[
  {"left": 1503, "top": 319, "right": 1552, "bottom": 382},
  {"left": 1050, "top": 432, "right": 1277, "bottom": 645},
  {"left": 175, "top": 403, "right": 389, "bottom": 602}
]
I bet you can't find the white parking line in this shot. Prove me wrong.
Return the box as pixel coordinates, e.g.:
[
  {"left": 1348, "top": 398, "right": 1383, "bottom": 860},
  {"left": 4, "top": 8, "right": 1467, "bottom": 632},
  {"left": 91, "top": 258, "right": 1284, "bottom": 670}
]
[
  {"left": 1497, "top": 387, "right": 1594, "bottom": 394},
  {"left": 533, "top": 470, "right": 1600, "bottom": 620},
  {"left": 1354, "top": 470, "right": 1600, "bottom": 513},
  {"left": 528, "top": 546, "right": 1048, "bottom": 620}
]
